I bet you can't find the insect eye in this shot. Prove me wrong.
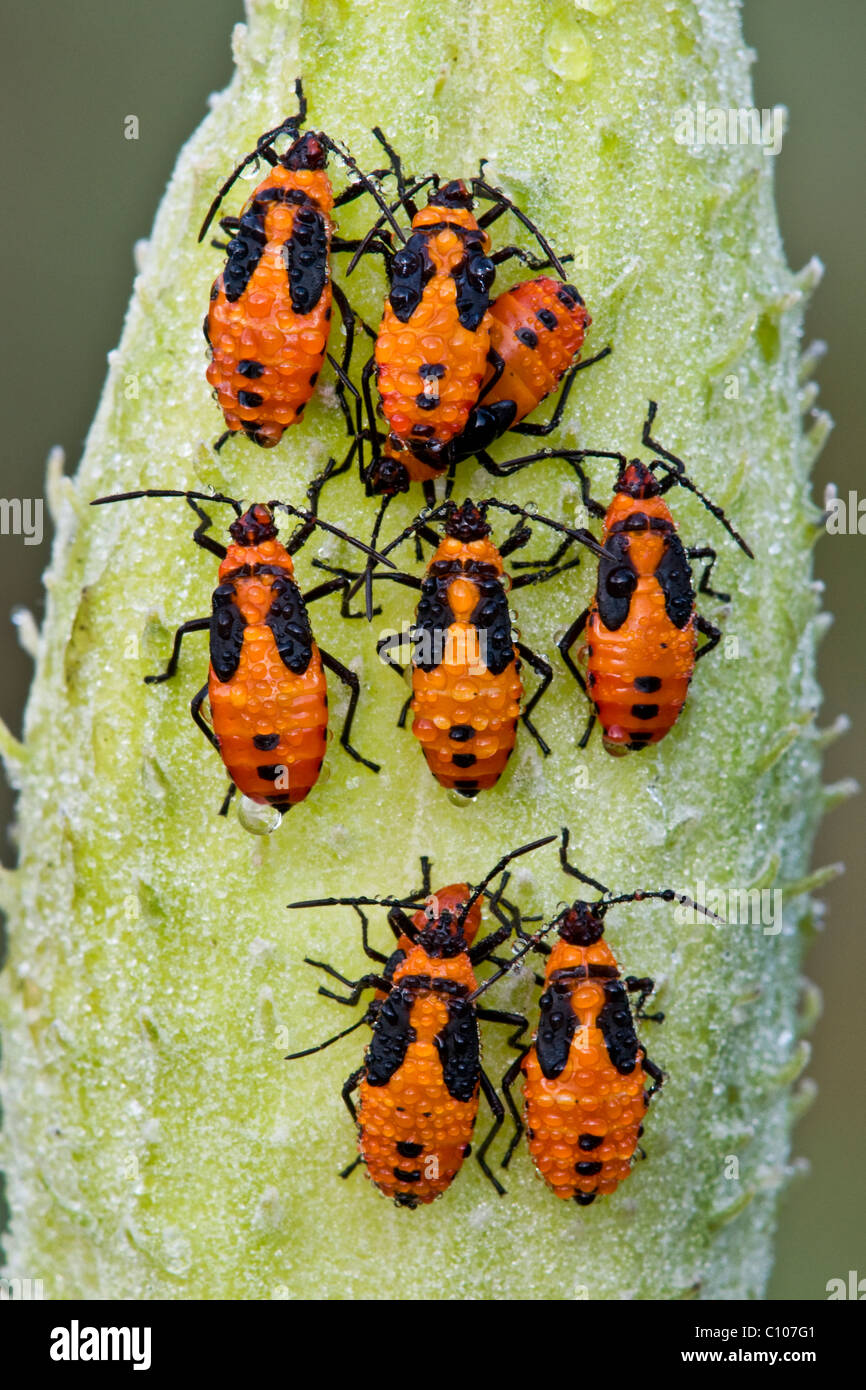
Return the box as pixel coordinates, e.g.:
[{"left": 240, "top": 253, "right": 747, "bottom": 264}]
[{"left": 605, "top": 566, "right": 636, "bottom": 597}]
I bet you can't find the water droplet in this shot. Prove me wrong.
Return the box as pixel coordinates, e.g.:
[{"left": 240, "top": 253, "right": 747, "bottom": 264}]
[
  {"left": 543, "top": 15, "right": 593, "bottom": 83},
  {"left": 523, "top": 500, "right": 539, "bottom": 515},
  {"left": 237, "top": 797, "right": 282, "bottom": 836},
  {"left": 573, "top": 0, "right": 616, "bottom": 16},
  {"left": 447, "top": 787, "right": 478, "bottom": 809}
]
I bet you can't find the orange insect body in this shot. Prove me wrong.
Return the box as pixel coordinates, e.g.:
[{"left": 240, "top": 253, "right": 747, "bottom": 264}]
[
  {"left": 581, "top": 462, "right": 696, "bottom": 754},
  {"left": 482, "top": 276, "right": 590, "bottom": 428},
  {"left": 208, "top": 504, "right": 327, "bottom": 808},
  {"left": 375, "top": 184, "right": 495, "bottom": 472},
  {"left": 514, "top": 902, "right": 660, "bottom": 1206},
  {"left": 410, "top": 507, "right": 522, "bottom": 796},
  {"left": 358, "top": 933, "right": 481, "bottom": 1207},
  {"left": 204, "top": 138, "right": 335, "bottom": 448}
]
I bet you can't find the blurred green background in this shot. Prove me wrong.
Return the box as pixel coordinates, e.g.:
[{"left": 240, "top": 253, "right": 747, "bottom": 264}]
[{"left": 0, "top": 0, "right": 862, "bottom": 1300}]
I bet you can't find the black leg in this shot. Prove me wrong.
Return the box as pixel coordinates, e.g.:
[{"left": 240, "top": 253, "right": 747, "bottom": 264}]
[
  {"left": 490, "top": 244, "right": 562, "bottom": 271},
  {"left": 475, "top": 1068, "right": 507, "bottom": 1196},
  {"left": 472, "top": 176, "right": 567, "bottom": 277},
  {"left": 642, "top": 1050, "right": 665, "bottom": 1099},
  {"left": 500, "top": 1049, "right": 529, "bottom": 1168},
  {"left": 476, "top": 347, "right": 506, "bottom": 404},
  {"left": 498, "top": 518, "right": 533, "bottom": 560},
  {"left": 515, "top": 642, "right": 553, "bottom": 756},
  {"left": 339, "top": 1154, "right": 364, "bottom": 1180},
  {"left": 314, "top": 968, "right": 391, "bottom": 1007},
  {"left": 557, "top": 607, "right": 590, "bottom": 697},
  {"left": 186, "top": 496, "right": 228, "bottom": 558},
  {"left": 213, "top": 429, "right": 232, "bottom": 453},
  {"left": 377, "top": 629, "right": 412, "bottom": 682},
  {"left": 190, "top": 682, "right": 220, "bottom": 751},
  {"left": 625, "top": 975, "right": 664, "bottom": 1023},
  {"left": 353, "top": 906, "right": 389, "bottom": 965},
  {"left": 509, "top": 550, "right": 582, "bottom": 589},
  {"left": 396, "top": 693, "right": 413, "bottom": 730},
  {"left": 319, "top": 647, "right": 380, "bottom": 772},
  {"left": 688, "top": 546, "right": 729, "bottom": 602},
  {"left": 695, "top": 613, "right": 721, "bottom": 659},
  {"left": 469, "top": 917, "right": 514, "bottom": 965},
  {"left": 145, "top": 617, "right": 210, "bottom": 684},
  {"left": 218, "top": 782, "right": 236, "bottom": 818},
  {"left": 342, "top": 1066, "right": 366, "bottom": 1125},
  {"left": 476, "top": 1007, "right": 529, "bottom": 1051},
  {"left": 558, "top": 826, "right": 609, "bottom": 895}
]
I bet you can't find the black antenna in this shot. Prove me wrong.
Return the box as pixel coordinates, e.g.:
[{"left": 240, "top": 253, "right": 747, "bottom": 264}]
[
  {"left": 91, "top": 488, "right": 243, "bottom": 515},
  {"left": 198, "top": 78, "right": 308, "bottom": 241},
  {"left": 641, "top": 401, "right": 754, "bottom": 558},
  {"left": 456, "top": 835, "right": 557, "bottom": 928},
  {"left": 284, "top": 1012, "right": 369, "bottom": 1061}
]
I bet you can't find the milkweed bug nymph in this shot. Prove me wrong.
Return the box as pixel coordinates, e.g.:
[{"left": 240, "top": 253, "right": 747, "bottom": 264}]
[
  {"left": 90, "top": 476, "right": 396, "bottom": 816},
  {"left": 315, "top": 496, "right": 612, "bottom": 792},
  {"left": 200, "top": 78, "right": 401, "bottom": 451},
  {"left": 505, "top": 401, "right": 754, "bottom": 753},
  {"left": 285, "top": 835, "right": 556, "bottom": 1207},
  {"left": 474, "top": 828, "right": 723, "bottom": 1205}
]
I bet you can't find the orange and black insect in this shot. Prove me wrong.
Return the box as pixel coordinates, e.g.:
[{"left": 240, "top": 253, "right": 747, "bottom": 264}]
[
  {"left": 90, "top": 479, "right": 394, "bottom": 816},
  {"left": 199, "top": 79, "right": 400, "bottom": 451},
  {"left": 285, "top": 836, "right": 555, "bottom": 1208},
  {"left": 530, "top": 401, "right": 755, "bottom": 754},
  {"left": 319, "top": 497, "right": 611, "bottom": 793},
  {"left": 338, "top": 132, "right": 586, "bottom": 507},
  {"left": 489, "top": 829, "right": 720, "bottom": 1205}
]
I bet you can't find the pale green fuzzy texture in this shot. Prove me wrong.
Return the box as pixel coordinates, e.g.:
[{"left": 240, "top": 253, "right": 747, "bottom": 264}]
[{"left": 0, "top": 0, "right": 839, "bottom": 1299}]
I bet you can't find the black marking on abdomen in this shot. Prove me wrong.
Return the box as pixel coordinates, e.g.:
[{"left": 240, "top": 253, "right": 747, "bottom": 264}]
[
  {"left": 579, "top": 1133, "right": 603, "bottom": 1151},
  {"left": 536, "top": 980, "right": 578, "bottom": 1081},
  {"left": 631, "top": 704, "right": 659, "bottom": 721},
  {"left": 537, "top": 308, "right": 557, "bottom": 331},
  {"left": 210, "top": 583, "right": 247, "bottom": 682},
  {"left": 366, "top": 985, "right": 415, "bottom": 1087},
  {"left": 237, "top": 359, "right": 264, "bottom": 379},
  {"left": 388, "top": 232, "right": 435, "bottom": 322},
  {"left": 597, "top": 980, "right": 640, "bottom": 1075},
  {"left": 452, "top": 753, "right": 477, "bottom": 768},
  {"left": 238, "top": 390, "right": 263, "bottom": 409},
  {"left": 396, "top": 1141, "right": 423, "bottom": 1159},
  {"left": 419, "top": 363, "right": 445, "bottom": 379},
  {"left": 256, "top": 764, "right": 286, "bottom": 782},
  {"left": 634, "top": 675, "right": 661, "bottom": 693},
  {"left": 452, "top": 241, "right": 495, "bottom": 332},
  {"left": 435, "top": 998, "right": 480, "bottom": 1103},
  {"left": 574, "top": 1191, "right": 597, "bottom": 1206},
  {"left": 595, "top": 533, "right": 637, "bottom": 631},
  {"left": 655, "top": 531, "right": 695, "bottom": 629},
  {"left": 224, "top": 209, "right": 267, "bottom": 303},
  {"left": 414, "top": 392, "right": 439, "bottom": 411},
  {"left": 576, "top": 1160, "right": 603, "bottom": 1176},
  {"left": 264, "top": 574, "right": 315, "bottom": 674},
  {"left": 284, "top": 205, "right": 329, "bottom": 316},
  {"left": 557, "top": 284, "right": 584, "bottom": 309},
  {"left": 253, "top": 732, "right": 280, "bottom": 751},
  {"left": 516, "top": 327, "right": 538, "bottom": 349},
  {"left": 449, "top": 725, "right": 474, "bottom": 742},
  {"left": 393, "top": 1167, "right": 422, "bottom": 1183}
]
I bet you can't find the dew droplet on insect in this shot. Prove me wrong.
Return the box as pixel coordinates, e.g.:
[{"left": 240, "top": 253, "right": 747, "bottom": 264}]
[
  {"left": 543, "top": 15, "right": 593, "bottom": 83},
  {"left": 447, "top": 787, "right": 478, "bottom": 809},
  {"left": 237, "top": 797, "right": 283, "bottom": 836}
]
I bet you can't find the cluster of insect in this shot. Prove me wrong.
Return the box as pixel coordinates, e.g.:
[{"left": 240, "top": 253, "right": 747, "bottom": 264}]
[{"left": 91, "top": 80, "right": 747, "bottom": 1209}]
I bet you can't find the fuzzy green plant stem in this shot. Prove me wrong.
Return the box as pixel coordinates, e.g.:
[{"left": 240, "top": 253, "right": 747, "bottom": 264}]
[{"left": 0, "top": 0, "right": 839, "bottom": 1299}]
